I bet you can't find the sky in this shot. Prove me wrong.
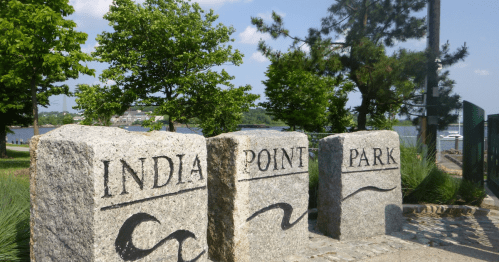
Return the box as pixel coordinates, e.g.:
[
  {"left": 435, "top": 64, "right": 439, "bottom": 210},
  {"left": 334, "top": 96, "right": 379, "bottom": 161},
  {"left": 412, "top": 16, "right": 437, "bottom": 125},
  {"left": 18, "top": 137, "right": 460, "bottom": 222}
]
[{"left": 42, "top": 0, "right": 499, "bottom": 119}]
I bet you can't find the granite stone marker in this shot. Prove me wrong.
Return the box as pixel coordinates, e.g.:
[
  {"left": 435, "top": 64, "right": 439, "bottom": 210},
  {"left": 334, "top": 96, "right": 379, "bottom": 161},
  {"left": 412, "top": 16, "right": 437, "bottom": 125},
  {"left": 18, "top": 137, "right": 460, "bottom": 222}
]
[
  {"left": 317, "top": 130, "right": 402, "bottom": 240},
  {"left": 207, "top": 130, "right": 309, "bottom": 262},
  {"left": 30, "top": 125, "right": 207, "bottom": 262}
]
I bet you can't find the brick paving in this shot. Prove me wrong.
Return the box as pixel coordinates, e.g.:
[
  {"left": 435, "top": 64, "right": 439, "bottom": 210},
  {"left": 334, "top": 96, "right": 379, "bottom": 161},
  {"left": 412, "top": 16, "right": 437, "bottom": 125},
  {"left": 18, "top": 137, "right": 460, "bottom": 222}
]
[{"left": 269, "top": 211, "right": 499, "bottom": 262}]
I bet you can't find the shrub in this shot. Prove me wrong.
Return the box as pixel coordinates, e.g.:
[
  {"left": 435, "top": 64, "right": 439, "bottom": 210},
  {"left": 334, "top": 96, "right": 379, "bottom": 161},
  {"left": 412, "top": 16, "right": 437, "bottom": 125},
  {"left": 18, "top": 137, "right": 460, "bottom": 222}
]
[{"left": 401, "top": 140, "right": 486, "bottom": 206}]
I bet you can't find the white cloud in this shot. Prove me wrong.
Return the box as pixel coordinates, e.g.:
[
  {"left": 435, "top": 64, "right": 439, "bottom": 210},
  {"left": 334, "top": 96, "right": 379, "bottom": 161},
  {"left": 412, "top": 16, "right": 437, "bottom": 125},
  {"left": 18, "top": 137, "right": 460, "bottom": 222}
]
[
  {"left": 193, "top": 0, "right": 252, "bottom": 8},
  {"left": 474, "top": 69, "right": 490, "bottom": 76},
  {"left": 70, "top": 0, "right": 145, "bottom": 18},
  {"left": 454, "top": 62, "right": 468, "bottom": 68},
  {"left": 70, "top": 0, "right": 113, "bottom": 18},
  {"left": 81, "top": 42, "right": 100, "bottom": 54},
  {"left": 251, "top": 52, "right": 268, "bottom": 62},
  {"left": 299, "top": 43, "right": 310, "bottom": 53},
  {"left": 239, "top": 26, "right": 271, "bottom": 44},
  {"left": 256, "top": 11, "right": 286, "bottom": 22}
]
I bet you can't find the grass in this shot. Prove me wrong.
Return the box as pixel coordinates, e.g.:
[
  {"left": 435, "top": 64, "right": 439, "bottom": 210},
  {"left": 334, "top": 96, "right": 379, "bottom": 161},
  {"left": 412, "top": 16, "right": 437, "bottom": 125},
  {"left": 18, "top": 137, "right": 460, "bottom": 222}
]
[
  {"left": 0, "top": 149, "right": 30, "bottom": 262},
  {"left": 400, "top": 141, "right": 486, "bottom": 206},
  {"left": 5, "top": 144, "right": 29, "bottom": 148},
  {"left": 0, "top": 150, "right": 31, "bottom": 179},
  {"left": 309, "top": 157, "right": 319, "bottom": 209}
]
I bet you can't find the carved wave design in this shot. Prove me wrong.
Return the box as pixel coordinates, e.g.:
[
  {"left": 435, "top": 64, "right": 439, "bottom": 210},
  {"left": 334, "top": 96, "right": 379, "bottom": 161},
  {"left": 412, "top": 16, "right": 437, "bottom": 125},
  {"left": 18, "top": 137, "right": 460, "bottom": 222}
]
[
  {"left": 246, "top": 202, "right": 307, "bottom": 230},
  {"left": 342, "top": 186, "right": 397, "bottom": 201},
  {"left": 115, "top": 213, "right": 205, "bottom": 262}
]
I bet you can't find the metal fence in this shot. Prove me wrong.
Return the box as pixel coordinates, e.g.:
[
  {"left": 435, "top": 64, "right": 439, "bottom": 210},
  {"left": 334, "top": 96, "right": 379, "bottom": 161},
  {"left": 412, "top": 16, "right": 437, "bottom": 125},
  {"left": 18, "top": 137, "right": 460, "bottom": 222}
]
[{"left": 488, "top": 114, "right": 499, "bottom": 196}]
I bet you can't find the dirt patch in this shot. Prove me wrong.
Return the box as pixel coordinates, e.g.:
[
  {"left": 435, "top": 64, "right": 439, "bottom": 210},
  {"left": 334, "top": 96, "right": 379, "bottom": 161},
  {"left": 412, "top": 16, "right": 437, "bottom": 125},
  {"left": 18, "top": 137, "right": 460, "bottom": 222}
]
[
  {"left": 436, "top": 163, "right": 462, "bottom": 176},
  {"left": 480, "top": 203, "right": 499, "bottom": 211},
  {"left": 12, "top": 168, "right": 29, "bottom": 179}
]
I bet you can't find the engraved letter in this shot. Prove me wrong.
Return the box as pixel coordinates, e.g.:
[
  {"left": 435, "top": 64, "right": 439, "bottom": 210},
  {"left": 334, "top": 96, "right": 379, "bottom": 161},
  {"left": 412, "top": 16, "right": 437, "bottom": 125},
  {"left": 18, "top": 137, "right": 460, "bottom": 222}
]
[
  {"left": 102, "top": 160, "right": 112, "bottom": 198},
  {"left": 281, "top": 148, "right": 294, "bottom": 169},
  {"left": 297, "top": 147, "right": 306, "bottom": 167},
  {"left": 176, "top": 154, "right": 185, "bottom": 184},
  {"left": 273, "top": 149, "right": 278, "bottom": 170},
  {"left": 243, "top": 150, "right": 256, "bottom": 167},
  {"left": 387, "top": 147, "right": 397, "bottom": 164},
  {"left": 190, "top": 155, "right": 204, "bottom": 181},
  {"left": 257, "top": 149, "right": 271, "bottom": 171},
  {"left": 358, "top": 149, "right": 370, "bottom": 167},
  {"left": 152, "top": 156, "right": 174, "bottom": 189},
  {"left": 120, "top": 158, "right": 146, "bottom": 195},
  {"left": 349, "top": 149, "right": 359, "bottom": 167},
  {"left": 373, "top": 148, "right": 383, "bottom": 166}
]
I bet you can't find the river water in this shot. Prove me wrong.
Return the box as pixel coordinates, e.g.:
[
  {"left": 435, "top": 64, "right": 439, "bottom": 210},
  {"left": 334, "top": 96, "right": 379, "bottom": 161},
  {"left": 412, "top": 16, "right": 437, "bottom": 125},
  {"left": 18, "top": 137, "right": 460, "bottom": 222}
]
[{"left": 6, "top": 125, "right": 480, "bottom": 152}]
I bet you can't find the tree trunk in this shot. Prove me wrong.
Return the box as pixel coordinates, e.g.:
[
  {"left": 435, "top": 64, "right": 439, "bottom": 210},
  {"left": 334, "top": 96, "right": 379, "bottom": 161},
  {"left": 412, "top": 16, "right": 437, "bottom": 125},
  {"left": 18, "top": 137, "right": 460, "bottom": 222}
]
[
  {"left": 0, "top": 124, "right": 6, "bottom": 158},
  {"left": 357, "top": 95, "right": 370, "bottom": 130},
  {"left": 168, "top": 118, "right": 176, "bottom": 132},
  {"left": 31, "top": 76, "right": 39, "bottom": 135}
]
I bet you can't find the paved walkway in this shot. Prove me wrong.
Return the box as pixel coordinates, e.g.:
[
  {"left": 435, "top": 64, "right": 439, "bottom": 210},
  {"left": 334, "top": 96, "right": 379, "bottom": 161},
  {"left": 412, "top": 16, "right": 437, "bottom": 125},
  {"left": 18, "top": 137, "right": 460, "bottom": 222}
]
[
  {"left": 6, "top": 146, "right": 30, "bottom": 152},
  {"left": 271, "top": 210, "right": 499, "bottom": 262}
]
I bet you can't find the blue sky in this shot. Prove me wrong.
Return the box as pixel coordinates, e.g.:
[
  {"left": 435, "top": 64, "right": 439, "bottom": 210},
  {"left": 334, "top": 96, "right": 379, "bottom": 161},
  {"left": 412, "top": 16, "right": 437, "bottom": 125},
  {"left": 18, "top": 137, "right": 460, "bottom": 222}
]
[{"left": 45, "top": 0, "right": 498, "bottom": 119}]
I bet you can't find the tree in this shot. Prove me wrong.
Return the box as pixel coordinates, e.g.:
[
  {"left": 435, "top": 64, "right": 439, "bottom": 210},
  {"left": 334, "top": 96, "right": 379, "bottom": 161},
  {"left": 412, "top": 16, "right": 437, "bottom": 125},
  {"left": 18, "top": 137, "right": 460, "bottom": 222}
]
[
  {"left": 260, "top": 46, "right": 352, "bottom": 132},
  {"left": 0, "top": 81, "right": 32, "bottom": 158},
  {"left": 400, "top": 41, "right": 467, "bottom": 130},
  {"left": 0, "top": 0, "right": 95, "bottom": 135},
  {"left": 80, "top": 0, "right": 258, "bottom": 133},
  {"left": 195, "top": 85, "right": 259, "bottom": 137},
  {"left": 62, "top": 114, "right": 74, "bottom": 125},
  {"left": 253, "top": 0, "right": 431, "bottom": 130},
  {"left": 74, "top": 84, "right": 129, "bottom": 126},
  {"left": 253, "top": 1, "right": 467, "bottom": 132}
]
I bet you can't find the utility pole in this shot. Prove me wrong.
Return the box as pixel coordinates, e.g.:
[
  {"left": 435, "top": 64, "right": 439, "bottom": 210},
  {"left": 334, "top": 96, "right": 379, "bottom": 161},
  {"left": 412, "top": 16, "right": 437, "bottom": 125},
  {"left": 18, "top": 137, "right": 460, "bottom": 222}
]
[{"left": 425, "top": 0, "right": 440, "bottom": 162}]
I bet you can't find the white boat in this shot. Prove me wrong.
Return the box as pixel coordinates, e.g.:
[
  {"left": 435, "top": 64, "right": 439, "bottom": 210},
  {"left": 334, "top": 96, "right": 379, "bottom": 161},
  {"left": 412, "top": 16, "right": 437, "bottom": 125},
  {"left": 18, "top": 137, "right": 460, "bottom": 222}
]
[{"left": 439, "top": 131, "right": 463, "bottom": 139}]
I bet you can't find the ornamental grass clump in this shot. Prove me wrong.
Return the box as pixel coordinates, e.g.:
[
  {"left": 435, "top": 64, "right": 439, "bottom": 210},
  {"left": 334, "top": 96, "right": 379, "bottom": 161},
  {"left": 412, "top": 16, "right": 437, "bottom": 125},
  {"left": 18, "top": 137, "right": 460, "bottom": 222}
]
[
  {"left": 308, "top": 156, "right": 319, "bottom": 208},
  {"left": 400, "top": 140, "right": 486, "bottom": 206},
  {"left": 0, "top": 175, "right": 30, "bottom": 262}
]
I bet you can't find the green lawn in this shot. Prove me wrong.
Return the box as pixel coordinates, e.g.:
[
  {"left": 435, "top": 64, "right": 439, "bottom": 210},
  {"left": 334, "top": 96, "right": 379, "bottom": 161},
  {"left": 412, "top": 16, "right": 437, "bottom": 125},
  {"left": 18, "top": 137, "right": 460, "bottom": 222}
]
[
  {"left": 0, "top": 149, "right": 30, "bottom": 261},
  {"left": 0, "top": 150, "right": 30, "bottom": 179},
  {"left": 6, "top": 143, "right": 29, "bottom": 148}
]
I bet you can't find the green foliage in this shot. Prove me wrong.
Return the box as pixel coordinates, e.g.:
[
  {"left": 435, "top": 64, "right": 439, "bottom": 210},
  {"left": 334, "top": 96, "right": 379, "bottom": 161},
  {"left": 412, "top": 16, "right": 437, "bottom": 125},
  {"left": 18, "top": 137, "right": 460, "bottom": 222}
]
[
  {"left": 252, "top": 1, "right": 467, "bottom": 131},
  {"left": 37, "top": 112, "right": 77, "bottom": 126},
  {"left": 74, "top": 84, "right": 128, "bottom": 126},
  {"left": 328, "top": 82, "right": 355, "bottom": 133},
  {"left": 260, "top": 46, "right": 351, "bottom": 132},
  {"left": 241, "top": 108, "right": 285, "bottom": 126},
  {"left": 402, "top": 42, "right": 468, "bottom": 131},
  {"left": 195, "top": 85, "right": 259, "bottom": 137},
  {"left": 0, "top": 0, "right": 95, "bottom": 134},
  {"left": 400, "top": 141, "right": 485, "bottom": 205},
  {"left": 76, "top": 0, "right": 258, "bottom": 133},
  {"left": 62, "top": 114, "right": 74, "bottom": 125},
  {"left": 0, "top": 175, "right": 30, "bottom": 262},
  {"left": 0, "top": 81, "right": 32, "bottom": 157},
  {"left": 308, "top": 157, "right": 319, "bottom": 209},
  {"left": 0, "top": 149, "right": 31, "bottom": 261}
]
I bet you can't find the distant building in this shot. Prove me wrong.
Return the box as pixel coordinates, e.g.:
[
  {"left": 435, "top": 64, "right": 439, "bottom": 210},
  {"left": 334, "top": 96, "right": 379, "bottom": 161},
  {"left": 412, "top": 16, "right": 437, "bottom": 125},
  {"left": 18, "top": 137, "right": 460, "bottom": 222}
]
[{"left": 110, "top": 109, "right": 153, "bottom": 125}]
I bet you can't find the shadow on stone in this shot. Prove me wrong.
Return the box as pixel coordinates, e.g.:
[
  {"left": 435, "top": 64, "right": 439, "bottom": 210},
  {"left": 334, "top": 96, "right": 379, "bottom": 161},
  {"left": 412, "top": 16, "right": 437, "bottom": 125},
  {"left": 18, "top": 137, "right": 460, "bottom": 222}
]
[{"left": 385, "top": 204, "right": 403, "bottom": 235}]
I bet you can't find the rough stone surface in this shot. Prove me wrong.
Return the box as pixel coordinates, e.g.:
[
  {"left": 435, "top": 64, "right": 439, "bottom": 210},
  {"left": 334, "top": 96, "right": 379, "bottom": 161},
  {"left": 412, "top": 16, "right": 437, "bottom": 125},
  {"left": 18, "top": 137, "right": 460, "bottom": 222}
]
[
  {"left": 317, "top": 131, "right": 403, "bottom": 241},
  {"left": 207, "top": 130, "right": 309, "bottom": 262},
  {"left": 30, "top": 125, "right": 208, "bottom": 262}
]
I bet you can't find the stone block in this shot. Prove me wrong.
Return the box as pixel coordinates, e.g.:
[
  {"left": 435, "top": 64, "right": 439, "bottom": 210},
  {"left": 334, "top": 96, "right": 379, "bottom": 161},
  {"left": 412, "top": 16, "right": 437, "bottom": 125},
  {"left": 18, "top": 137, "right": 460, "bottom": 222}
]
[
  {"left": 206, "top": 130, "right": 309, "bottom": 262},
  {"left": 317, "top": 130, "right": 403, "bottom": 241},
  {"left": 30, "top": 125, "right": 207, "bottom": 262}
]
